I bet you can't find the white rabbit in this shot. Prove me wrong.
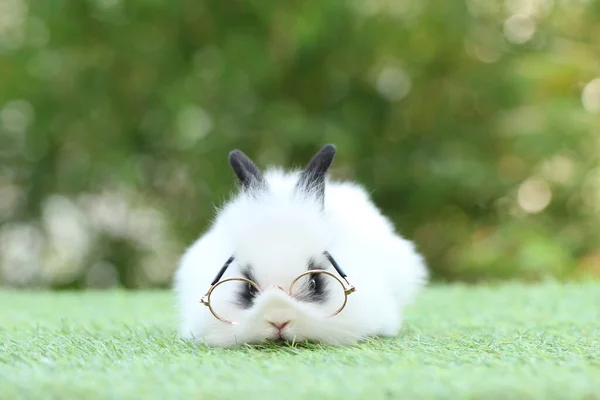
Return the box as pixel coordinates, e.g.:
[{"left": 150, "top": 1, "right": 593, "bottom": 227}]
[{"left": 174, "top": 144, "right": 428, "bottom": 347}]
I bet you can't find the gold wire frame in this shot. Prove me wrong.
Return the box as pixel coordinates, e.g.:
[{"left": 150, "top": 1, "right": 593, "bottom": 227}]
[{"left": 200, "top": 270, "right": 356, "bottom": 325}]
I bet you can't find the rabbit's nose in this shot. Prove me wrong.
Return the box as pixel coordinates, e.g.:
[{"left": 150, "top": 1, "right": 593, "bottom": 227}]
[
  {"left": 264, "top": 306, "right": 295, "bottom": 328},
  {"left": 269, "top": 320, "right": 290, "bottom": 331}
]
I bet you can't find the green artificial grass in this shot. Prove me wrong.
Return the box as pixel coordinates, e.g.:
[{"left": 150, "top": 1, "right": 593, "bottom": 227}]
[{"left": 1, "top": 282, "right": 599, "bottom": 400}]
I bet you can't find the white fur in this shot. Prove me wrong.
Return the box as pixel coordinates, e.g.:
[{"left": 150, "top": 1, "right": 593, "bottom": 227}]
[{"left": 173, "top": 168, "right": 429, "bottom": 347}]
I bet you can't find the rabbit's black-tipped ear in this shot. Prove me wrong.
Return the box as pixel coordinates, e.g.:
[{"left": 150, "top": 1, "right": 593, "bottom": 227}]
[
  {"left": 229, "top": 149, "right": 265, "bottom": 190},
  {"left": 295, "top": 144, "right": 336, "bottom": 207}
]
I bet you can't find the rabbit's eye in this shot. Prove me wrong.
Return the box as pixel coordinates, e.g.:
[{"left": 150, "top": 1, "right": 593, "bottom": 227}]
[
  {"left": 294, "top": 260, "right": 328, "bottom": 304},
  {"left": 307, "top": 273, "right": 325, "bottom": 295},
  {"left": 236, "top": 267, "right": 259, "bottom": 309},
  {"left": 245, "top": 282, "right": 258, "bottom": 297}
]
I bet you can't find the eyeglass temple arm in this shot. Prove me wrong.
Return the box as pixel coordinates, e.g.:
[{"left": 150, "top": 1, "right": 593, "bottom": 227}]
[
  {"left": 324, "top": 251, "right": 356, "bottom": 294},
  {"left": 323, "top": 251, "right": 348, "bottom": 278},
  {"left": 323, "top": 251, "right": 346, "bottom": 278},
  {"left": 210, "top": 256, "right": 235, "bottom": 285}
]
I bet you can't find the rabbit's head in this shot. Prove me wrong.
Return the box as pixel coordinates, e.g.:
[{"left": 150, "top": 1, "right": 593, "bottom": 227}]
[{"left": 195, "top": 145, "right": 366, "bottom": 346}]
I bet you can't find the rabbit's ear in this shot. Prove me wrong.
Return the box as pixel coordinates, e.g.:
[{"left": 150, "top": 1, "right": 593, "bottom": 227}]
[
  {"left": 229, "top": 149, "right": 265, "bottom": 190},
  {"left": 295, "top": 144, "right": 336, "bottom": 207}
]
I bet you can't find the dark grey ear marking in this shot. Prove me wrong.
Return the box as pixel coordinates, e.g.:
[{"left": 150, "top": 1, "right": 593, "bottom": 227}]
[
  {"left": 228, "top": 149, "right": 265, "bottom": 190},
  {"left": 295, "top": 144, "right": 336, "bottom": 207}
]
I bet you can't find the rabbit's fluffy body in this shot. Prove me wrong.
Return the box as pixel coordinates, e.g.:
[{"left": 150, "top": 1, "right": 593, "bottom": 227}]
[{"left": 174, "top": 147, "right": 428, "bottom": 347}]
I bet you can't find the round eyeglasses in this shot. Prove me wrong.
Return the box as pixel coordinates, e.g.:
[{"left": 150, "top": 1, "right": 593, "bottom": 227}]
[{"left": 200, "top": 252, "right": 356, "bottom": 325}]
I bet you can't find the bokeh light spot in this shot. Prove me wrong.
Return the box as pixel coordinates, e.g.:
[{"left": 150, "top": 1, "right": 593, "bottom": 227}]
[
  {"left": 1, "top": 99, "right": 34, "bottom": 134},
  {"left": 376, "top": 66, "right": 411, "bottom": 102},
  {"left": 517, "top": 177, "right": 552, "bottom": 213},
  {"left": 176, "top": 106, "right": 213, "bottom": 148},
  {"left": 581, "top": 78, "right": 600, "bottom": 113},
  {"left": 504, "top": 14, "right": 536, "bottom": 44}
]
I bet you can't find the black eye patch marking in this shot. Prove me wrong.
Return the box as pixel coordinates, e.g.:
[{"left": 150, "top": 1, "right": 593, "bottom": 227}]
[
  {"left": 294, "top": 259, "right": 328, "bottom": 304},
  {"left": 235, "top": 266, "right": 259, "bottom": 309}
]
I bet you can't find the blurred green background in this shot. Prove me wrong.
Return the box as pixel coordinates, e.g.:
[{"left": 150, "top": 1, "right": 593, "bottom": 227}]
[{"left": 1, "top": 0, "right": 599, "bottom": 289}]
